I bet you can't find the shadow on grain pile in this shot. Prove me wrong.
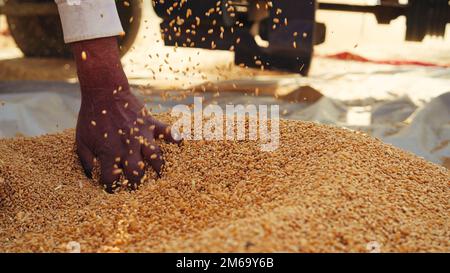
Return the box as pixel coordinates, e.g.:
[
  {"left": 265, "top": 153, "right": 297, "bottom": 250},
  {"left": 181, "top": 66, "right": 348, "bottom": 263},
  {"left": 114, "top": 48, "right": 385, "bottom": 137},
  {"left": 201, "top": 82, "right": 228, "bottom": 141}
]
[{"left": 0, "top": 114, "right": 449, "bottom": 252}]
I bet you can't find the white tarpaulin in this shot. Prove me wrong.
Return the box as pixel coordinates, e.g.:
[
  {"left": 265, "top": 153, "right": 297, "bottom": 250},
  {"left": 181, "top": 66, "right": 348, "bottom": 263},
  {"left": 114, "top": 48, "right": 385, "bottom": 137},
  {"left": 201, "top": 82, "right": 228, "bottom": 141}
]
[{"left": 0, "top": 79, "right": 449, "bottom": 168}]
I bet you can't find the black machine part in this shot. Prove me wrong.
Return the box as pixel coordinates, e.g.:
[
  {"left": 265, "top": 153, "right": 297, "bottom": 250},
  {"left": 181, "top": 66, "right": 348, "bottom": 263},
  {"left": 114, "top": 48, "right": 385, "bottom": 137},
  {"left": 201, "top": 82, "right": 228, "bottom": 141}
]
[
  {"left": 4, "top": 0, "right": 142, "bottom": 58},
  {"left": 318, "top": 0, "right": 450, "bottom": 42},
  {"left": 154, "top": 0, "right": 449, "bottom": 75},
  {"left": 405, "top": 0, "right": 449, "bottom": 41},
  {"left": 154, "top": 0, "right": 322, "bottom": 75}
]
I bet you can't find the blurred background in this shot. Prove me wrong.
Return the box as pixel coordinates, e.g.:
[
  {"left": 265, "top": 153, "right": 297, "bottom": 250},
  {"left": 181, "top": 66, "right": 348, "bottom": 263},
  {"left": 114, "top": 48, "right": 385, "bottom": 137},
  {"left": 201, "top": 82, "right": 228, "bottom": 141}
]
[{"left": 0, "top": 0, "right": 449, "bottom": 168}]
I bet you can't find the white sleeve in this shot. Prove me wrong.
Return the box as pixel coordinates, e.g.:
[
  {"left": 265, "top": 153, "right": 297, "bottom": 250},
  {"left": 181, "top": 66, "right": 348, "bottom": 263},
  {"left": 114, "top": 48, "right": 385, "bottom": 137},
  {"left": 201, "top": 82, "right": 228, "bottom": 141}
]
[{"left": 55, "top": 0, "right": 124, "bottom": 43}]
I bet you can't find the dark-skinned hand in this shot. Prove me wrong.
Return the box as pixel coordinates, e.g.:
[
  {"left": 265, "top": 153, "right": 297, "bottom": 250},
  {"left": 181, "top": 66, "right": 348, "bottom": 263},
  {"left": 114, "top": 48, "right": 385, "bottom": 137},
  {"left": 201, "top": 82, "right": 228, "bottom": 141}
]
[{"left": 71, "top": 37, "right": 181, "bottom": 193}]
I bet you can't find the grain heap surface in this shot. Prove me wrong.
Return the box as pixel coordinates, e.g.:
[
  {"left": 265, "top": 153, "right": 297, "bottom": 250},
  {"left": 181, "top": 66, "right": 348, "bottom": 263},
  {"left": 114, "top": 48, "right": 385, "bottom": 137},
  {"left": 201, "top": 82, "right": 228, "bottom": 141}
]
[{"left": 0, "top": 115, "right": 449, "bottom": 252}]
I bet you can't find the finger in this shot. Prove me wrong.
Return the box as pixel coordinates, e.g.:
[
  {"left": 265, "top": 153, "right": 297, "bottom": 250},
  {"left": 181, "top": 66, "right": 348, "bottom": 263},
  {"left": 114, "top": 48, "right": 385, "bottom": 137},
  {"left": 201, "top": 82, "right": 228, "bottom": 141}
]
[
  {"left": 142, "top": 142, "right": 164, "bottom": 178},
  {"left": 99, "top": 155, "right": 122, "bottom": 194},
  {"left": 152, "top": 119, "right": 182, "bottom": 145},
  {"left": 76, "top": 141, "right": 95, "bottom": 179},
  {"left": 123, "top": 148, "right": 145, "bottom": 190}
]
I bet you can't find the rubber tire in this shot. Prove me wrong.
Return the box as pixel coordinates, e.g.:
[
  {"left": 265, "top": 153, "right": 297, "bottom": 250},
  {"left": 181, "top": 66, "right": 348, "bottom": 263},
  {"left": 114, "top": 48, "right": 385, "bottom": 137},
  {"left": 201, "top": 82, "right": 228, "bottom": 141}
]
[
  {"left": 6, "top": 0, "right": 141, "bottom": 58},
  {"left": 234, "top": 0, "right": 315, "bottom": 76}
]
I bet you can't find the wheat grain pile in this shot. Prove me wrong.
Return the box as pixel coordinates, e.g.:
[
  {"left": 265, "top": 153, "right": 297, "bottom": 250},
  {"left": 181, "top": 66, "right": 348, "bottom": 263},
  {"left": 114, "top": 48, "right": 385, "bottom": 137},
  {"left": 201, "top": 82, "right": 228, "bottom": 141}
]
[{"left": 0, "top": 115, "right": 448, "bottom": 253}]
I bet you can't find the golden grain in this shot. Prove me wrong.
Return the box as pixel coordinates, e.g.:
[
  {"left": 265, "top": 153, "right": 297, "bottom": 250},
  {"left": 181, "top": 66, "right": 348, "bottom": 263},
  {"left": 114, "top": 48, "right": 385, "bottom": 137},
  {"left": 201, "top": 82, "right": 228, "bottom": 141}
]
[{"left": 0, "top": 114, "right": 448, "bottom": 252}]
